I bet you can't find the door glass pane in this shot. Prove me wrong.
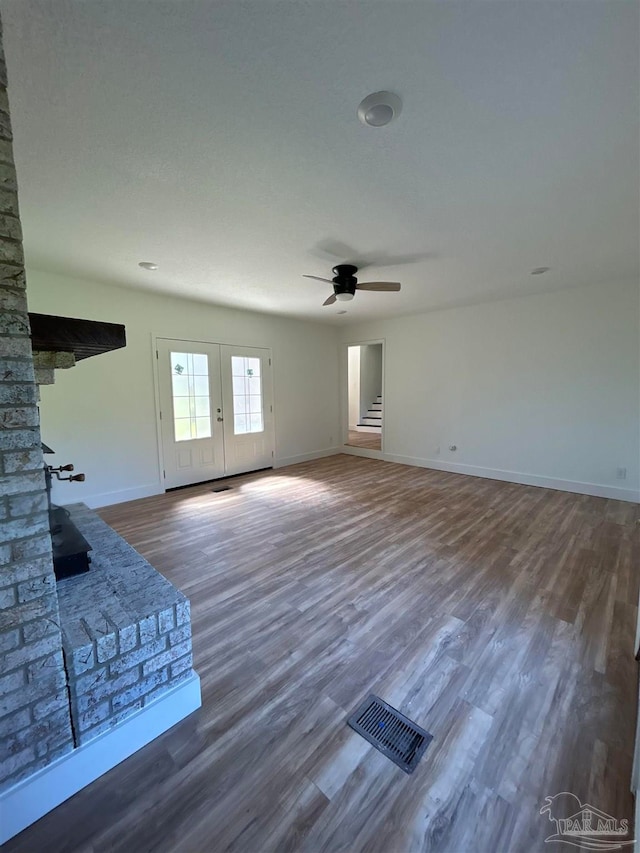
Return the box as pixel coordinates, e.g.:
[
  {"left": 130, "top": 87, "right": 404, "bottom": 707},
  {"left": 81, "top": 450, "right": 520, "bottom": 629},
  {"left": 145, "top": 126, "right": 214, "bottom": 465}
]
[
  {"left": 192, "top": 354, "right": 208, "bottom": 375},
  {"left": 172, "top": 374, "right": 190, "bottom": 397},
  {"left": 232, "top": 359, "right": 247, "bottom": 377},
  {"left": 233, "top": 395, "right": 248, "bottom": 414},
  {"left": 171, "top": 351, "right": 212, "bottom": 441},
  {"left": 194, "top": 396, "right": 210, "bottom": 417},
  {"left": 193, "top": 375, "right": 209, "bottom": 396},
  {"left": 231, "top": 356, "right": 264, "bottom": 434},
  {"left": 173, "top": 397, "right": 190, "bottom": 418},
  {"left": 174, "top": 418, "right": 192, "bottom": 442},
  {"left": 195, "top": 417, "right": 211, "bottom": 438}
]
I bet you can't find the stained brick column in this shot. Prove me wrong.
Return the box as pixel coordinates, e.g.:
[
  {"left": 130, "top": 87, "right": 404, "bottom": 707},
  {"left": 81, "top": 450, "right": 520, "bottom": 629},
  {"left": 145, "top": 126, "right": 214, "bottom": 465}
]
[{"left": 0, "top": 15, "right": 74, "bottom": 789}]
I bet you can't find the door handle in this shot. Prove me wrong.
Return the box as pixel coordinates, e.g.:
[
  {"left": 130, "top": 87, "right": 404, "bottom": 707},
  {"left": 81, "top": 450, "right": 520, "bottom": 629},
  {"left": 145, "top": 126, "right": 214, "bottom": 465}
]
[{"left": 217, "top": 417, "right": 223, "bottom": 422}]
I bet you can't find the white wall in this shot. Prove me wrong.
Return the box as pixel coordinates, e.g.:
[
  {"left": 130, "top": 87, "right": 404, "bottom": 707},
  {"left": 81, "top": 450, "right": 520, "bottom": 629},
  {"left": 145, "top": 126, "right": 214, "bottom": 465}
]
[
  {"left": 341, "top": 280, "right": 640, "bottom": 501},
  {"left": 27, "top": 269, "right": 341, "bottom": 507},
  {"left": 347, "top": 346, "right": 360, "bottom": 430}
]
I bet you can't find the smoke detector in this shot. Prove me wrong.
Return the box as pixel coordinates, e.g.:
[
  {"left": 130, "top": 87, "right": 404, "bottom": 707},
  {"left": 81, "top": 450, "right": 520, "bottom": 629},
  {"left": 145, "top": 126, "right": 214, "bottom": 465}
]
[{"left": 357, "top": 92, "right": 402, "bottom": 128}]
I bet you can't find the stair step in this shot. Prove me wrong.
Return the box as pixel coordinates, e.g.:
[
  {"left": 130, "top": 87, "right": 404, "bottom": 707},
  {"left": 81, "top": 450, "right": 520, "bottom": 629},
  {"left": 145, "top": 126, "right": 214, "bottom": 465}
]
[
  {"left": 359, "top": 417, "right": 382, "bottom": 426},
  {"left": 357, "top": 423, "right": 382, "bottom": 431},
  {"left": 370, "top": 403, "right": 382, "bottom": 411}
]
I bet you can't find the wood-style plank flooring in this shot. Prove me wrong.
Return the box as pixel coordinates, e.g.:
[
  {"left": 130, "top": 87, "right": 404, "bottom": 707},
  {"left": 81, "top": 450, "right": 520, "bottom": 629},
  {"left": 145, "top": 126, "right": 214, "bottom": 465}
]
[
  {"left": 346, "top": 429, "right": 381, "bottom": 450},
  {"left": 7, "top": 455, "right": 639, "bottom": 852}
]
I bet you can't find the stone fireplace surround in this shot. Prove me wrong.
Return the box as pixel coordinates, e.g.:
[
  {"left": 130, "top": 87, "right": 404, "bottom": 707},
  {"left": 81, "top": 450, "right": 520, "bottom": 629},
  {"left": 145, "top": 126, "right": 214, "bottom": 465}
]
[
  {"left": 0, "top": 14, "right": 200, "bottom": 842},
  {"left": 57, "top": 505, "right": 195, "bottom": 747},
  {"left": 1, "top": 505, "right": 202, "bottom": 844}
]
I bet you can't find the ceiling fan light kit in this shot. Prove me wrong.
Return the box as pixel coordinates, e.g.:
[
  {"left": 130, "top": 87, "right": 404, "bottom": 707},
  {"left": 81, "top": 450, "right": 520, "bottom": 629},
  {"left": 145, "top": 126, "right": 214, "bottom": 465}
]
[{"left": 304, "top": 263, "right": 401, "bottom": 306}]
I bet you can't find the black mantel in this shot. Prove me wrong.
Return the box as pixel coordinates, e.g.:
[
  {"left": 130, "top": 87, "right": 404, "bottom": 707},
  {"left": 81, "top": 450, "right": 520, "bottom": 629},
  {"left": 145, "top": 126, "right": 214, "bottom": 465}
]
[{"left": 29, "top": 312, "right": 126, "bottom": 361}]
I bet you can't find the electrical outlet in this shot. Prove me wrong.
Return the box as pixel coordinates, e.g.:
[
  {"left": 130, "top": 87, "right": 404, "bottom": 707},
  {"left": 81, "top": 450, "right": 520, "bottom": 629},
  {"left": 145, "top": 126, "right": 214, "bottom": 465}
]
[
  {"left": 616, "top": 467, "right": 627, "bottom": 480},
  {"left": 435, "top": 446, "right": 441, "bottom": 456},
  {"left": 329, "top": 435, "right": 333, "bottom": 445}
]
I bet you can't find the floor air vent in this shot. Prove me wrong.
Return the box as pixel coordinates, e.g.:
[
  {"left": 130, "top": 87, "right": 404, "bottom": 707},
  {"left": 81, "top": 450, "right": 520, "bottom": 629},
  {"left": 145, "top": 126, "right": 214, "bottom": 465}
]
[{"left": 347, "top": 694, "right": 432, "bottom": 774}]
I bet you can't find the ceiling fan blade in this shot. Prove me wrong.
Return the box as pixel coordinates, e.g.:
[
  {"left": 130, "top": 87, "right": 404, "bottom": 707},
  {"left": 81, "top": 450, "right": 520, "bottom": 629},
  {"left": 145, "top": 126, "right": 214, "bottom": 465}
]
[
  {"left": 356, "top": 282, "right": 401, "bottom": 291},
  {"left": 315, "top": 239, "right": 360, "bottom": 262},
  {"left": 323, "top": 293, "right": 337, "bottom": 306},
  {"left": 304, "top": 274, "right": 335, "bottom": 285},
  {"left": 313, "top": 240, "right": 434, "bottom": 269},
  {"left": 359, "top": 252, "right": 433, "bottom": 268}
]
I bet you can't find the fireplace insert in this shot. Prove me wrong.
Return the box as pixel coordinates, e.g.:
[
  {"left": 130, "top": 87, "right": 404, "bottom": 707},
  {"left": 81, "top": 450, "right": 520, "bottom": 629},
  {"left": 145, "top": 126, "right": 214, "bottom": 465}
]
[{"left": 43, "top": 443, "right": 92, "bottom": 580}]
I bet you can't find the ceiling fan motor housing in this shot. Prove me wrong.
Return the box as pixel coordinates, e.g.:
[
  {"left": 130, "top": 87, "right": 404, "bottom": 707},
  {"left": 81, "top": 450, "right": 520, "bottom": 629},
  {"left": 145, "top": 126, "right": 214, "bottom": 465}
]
[{"left": 332, "top": 264, "right": 358, "bottom": 297}]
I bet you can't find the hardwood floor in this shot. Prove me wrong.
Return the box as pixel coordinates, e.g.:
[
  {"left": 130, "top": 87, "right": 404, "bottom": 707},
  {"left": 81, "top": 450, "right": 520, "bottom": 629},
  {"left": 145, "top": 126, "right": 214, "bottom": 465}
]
[
  {"left": 7, "top": 455, "right": 639, "bottom": 852},
  {"left": 346, "top": 429, "right": 381, "bottom": 450}
]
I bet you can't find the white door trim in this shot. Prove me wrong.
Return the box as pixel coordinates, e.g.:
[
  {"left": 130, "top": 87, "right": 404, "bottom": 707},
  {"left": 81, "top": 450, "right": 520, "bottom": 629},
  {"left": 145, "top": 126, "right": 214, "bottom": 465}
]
[{"left": 151, "top": 333, "right": 166, "bottom": 492}]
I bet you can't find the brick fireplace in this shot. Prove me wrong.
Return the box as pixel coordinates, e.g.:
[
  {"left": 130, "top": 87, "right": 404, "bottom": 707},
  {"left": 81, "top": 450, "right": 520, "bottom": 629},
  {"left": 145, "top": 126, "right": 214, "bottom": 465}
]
[
  {"left": 0, "top": 13, "right": 200, "bottom": 843},
  {"left": 57, "top": 505, "right": 193, "bottom": 746},
  {"left": 0, "top": 13, "right": 74, "bottom": 792}
]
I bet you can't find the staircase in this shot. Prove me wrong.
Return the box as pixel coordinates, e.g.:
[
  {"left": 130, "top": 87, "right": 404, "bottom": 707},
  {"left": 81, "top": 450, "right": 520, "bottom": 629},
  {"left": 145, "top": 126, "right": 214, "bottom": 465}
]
[{"left": 357, "top": 395, "right": 382, "bottom": 433}]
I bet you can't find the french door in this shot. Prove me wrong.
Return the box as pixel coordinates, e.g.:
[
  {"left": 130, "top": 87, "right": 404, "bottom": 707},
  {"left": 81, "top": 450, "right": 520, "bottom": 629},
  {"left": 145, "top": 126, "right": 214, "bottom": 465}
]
[{"left": 157, "top": 339, "right": 274, "bottom": 489}]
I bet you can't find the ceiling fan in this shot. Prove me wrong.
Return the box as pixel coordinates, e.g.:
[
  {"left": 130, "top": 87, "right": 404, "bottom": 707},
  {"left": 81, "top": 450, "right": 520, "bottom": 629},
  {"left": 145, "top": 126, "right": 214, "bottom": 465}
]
[{"left": 304, "top": 264, "right": 401, "bottom": 306}]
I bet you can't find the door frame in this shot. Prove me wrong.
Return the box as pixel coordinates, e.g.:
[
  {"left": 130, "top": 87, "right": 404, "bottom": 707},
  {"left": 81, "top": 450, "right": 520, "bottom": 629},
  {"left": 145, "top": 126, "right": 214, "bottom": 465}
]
[
  {"left": 151, "top": 334, "right": 275, "bottom": 489},
  {"left": 340, "top": 337, "right": 385, "bottom": 458},
  {"left": 151, "top": 333, "right": 166, "bottom": 491}
]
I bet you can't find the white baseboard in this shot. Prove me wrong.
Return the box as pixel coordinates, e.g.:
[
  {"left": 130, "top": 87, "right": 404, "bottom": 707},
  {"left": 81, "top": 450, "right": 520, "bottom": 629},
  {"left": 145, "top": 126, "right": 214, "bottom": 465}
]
[
  {"left": 66, "top": 454, "right": 639, "bottom": 507},
  {"left": 87, "top": 482, "right": 163, "bottom": 509},
  {"left": 274, "top": 447, "right": 342, "bottom": 468},
  {"left": 0, "top": 672, "right": 202, "bottom": 845},
  {"left": 384, "top": 453, "right": 640, "bottom": 502}
]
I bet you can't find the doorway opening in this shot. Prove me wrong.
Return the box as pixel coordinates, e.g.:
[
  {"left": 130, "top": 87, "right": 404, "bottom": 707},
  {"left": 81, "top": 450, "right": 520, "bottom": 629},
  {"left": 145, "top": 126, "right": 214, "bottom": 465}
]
[{"left": 346, "top": 343, "right": 383, "bottom": 451}]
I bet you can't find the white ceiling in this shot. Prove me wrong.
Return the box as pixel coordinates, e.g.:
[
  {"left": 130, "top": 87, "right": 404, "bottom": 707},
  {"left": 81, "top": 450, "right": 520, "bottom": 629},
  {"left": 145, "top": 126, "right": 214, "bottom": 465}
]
[{"left": 2, "top": 1, "right": 638, "bottom": 324}]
